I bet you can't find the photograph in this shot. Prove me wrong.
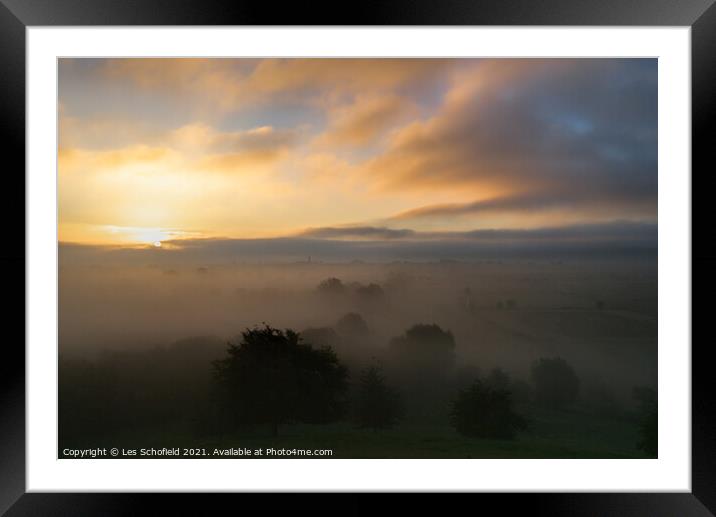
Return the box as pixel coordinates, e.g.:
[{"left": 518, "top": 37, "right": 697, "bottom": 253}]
[{"left": 57, "top": 57, "right": 658, "bottom": 460}]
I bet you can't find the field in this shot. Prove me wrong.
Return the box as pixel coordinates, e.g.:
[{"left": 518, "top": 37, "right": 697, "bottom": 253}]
[
  {"left": 59, "top": 257, "right": 657, "bottom": 460},
  {"left": 60, "top": 403, "right": 649, "bottom": 459}
]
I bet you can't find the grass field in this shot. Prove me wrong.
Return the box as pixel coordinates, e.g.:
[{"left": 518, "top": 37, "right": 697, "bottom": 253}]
[{"left": 60, "top": 404, "right": 650, "bottom": 459}]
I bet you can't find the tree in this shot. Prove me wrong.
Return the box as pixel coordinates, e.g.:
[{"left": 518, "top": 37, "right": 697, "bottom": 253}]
[
  {"left": 455, "top": 364, "right": 482, "bottom": 391},
  {"left": 389, "top": 323, "right": 456, "bottom": 375},
  {"left": 485, "top": 367, "right": 511, "bottom": 391},
  {"left": 354, "top": 283, "right": 384, "bottom": 301},
  {"left": 316, "top": 277, "right": 346, "bottom": 296},
  {"left": 634, "top": 386, "right": 657, "bottom": 456},
  {"left": 335, "top": 312, "right": 369, "bottom": 338},
  {"left": 212, "top": 325, "right": 348, "bottom": 436},
  {"left": 510, "top": 379, "right": 533, "bottom": 404},
  {"left": 353, "top": 365, "right": 402, "bottom": 430},
  {"left": 388, "top": 324, "right": 457, "bottom": 421},
  {"left": 531, "top": 357, "right": 580, "bottom": 408},
  {"left": 450, "top": 380, "right": 528, "bottom": 439}
]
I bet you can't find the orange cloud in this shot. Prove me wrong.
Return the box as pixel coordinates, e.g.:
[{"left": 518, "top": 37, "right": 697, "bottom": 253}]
[
  {"left": 357, "top": 59, "right": 657, "bottom": 220},
  {"left": 59, "top": 145, "right": 174, "bottom": 171},
  {"left": 197, "top": 149, "right": 288, "bottom": 173},
  {"left": 315, "top": 94, "right": 417, "bottom": 148},
  {"left": 101, "top": 58, "right": 237, "bottom": 93},
  {"left": 58, "top": 58, "right": 657, "bottom": 246},
  {"left": 170, "top": 124, "right": 299, "bottom": 172},
  {"left": 59, "top": 112, "right": 161, "bottom": 151},
  {"left": 60, "top": 122, "right": 299, "bottom": 174},
  {"left": 243, "top": 59, "right": 451, "bottom": 99},
  {"left": 96, "top": 58, "right": 455, "bottom": 111}
]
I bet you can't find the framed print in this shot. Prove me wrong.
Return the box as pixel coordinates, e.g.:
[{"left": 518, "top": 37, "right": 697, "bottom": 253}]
[{"left": 2, "top": 0, "right": 713, "bottom": 514}]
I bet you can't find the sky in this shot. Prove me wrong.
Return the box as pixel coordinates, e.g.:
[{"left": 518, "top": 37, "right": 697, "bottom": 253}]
[{"left": 58, "top": 58, "right": 657, "bottom": 254}]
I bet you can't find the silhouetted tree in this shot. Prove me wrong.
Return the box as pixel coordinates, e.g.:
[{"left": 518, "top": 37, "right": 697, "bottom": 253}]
[
  {"left": 212, "top": 325, "right": 348, "bottom": 436},
  {"left": 336, "top": 312, "right": 369, "bottom": 338},
  {"left": 59, "top": 358, "right": 120, "bottom": 444},
  {"left": 388, "top": 324, "right": 457, "bottom": 422},
  {"left": 353, "top": 365, "right": 402, "bottom": 430},
  {"left": 486, "top": 368, "right": 511, "bottom": 391},
  {"left": 354, "top": 283, "right": 384, "bottom": 301},
  {"left": 60, "top": 336, "right": 227, "bottom": 446},
  {"left": 450, "top": 380, "right": 528, "bottom": 439},
  {"left": 389, "top": 323, "right": 456, "bottom": 374},
  {"left": 634, "top": 386, "right": 657, "bottom": 456},
  {"left": 316, "top": 277, "right": 346, "bottom": 296},
  {"left": 484, "top": 368, "right": 532, "bottom": 403},
  {"left": 455, "top": 364, "right": 482, "bottom": 391},
  {"left": 510, "top": 379, "right": 533, "bottom": 404},
  {"left": 531, "top": 357, "right": 580, "bottom": 409}
]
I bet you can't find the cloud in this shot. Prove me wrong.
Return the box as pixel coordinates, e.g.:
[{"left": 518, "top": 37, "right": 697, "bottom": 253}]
[
  {"left": 59, "top": 145, "right": 174, "bottom": 171},
  {"left": 59, "top": 221, "right": 657, "bottom": 265},
  {"left": 360, "top": 59, "right": 657, "bottom": 218},
  {"left": 454, "top": 221, "right": 657, "bottom": 243},
  {"left": 297, "top": 220, "right": 656, "bottom": 243},
  {"left": 59, "top": 113, "right": 161, "bottom": 151},
  {"left": 60, "top": 123, "right": 299, "bottom": 175},
  {"left": 391, "top": 195, "right": 548, "bottom": 220},
  {"left": 299, "top": 226, "right": 416, "bottom": 240},
  {"left": 298, "top": 152, "right": 357, "bottom": 182},
  {"left": 170, "top": 124, "right": 296, "bottom": 153},
  {"left": 169, "top": 124, "right": 299, "bottom": 172},
  {"left": 94, "top": 58, "right": 455, "bottom": 112},
  {"left": 58, "top": 58, "right": 658, "bottom": 246},
  {"left": 58, "top": 122, "right": 305, "bottom": 240},
  {"left": 315, "top": 94, "right": 417, "bottom": 147},
  {"left": 101, "top": 58, "right": 223, "bottom": 89},
  {"left": 389, "top": 190, "right": 656, "bottom": 225}
]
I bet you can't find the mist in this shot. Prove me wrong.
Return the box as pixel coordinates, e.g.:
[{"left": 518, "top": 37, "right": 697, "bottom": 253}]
[{"left": 60, "top": 240, "right": 656, "bottom": 396}]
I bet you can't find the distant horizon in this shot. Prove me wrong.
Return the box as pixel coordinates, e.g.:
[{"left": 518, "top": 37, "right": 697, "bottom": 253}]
[{"left": 58, "top": 219, "right": 657, "bottom": 267}]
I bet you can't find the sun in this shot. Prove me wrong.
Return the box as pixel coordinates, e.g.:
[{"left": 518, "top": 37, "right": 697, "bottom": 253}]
[{"left": 153, "top": 241, "right": 162, "bottom": 248}]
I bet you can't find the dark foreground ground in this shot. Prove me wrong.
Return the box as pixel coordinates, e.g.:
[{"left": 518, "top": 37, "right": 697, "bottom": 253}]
[{"left": 59, "top": 404, "right": 650, "bottom": 459}]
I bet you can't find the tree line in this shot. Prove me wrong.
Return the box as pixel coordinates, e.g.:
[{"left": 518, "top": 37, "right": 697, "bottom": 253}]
[{"left": 209, "top": 324, "right": 588, "bottom": 441}]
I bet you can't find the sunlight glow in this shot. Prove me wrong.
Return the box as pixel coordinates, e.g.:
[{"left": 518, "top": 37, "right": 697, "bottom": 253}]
[{"left": 103, "top": 225, "right": 186, "bottom": 246}]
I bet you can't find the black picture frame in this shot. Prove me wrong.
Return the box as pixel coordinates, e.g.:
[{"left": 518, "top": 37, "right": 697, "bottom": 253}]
[{"left": 2, "top": 0, "right": 712, "bottom": 514}]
